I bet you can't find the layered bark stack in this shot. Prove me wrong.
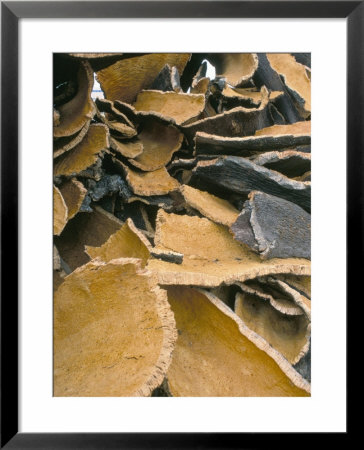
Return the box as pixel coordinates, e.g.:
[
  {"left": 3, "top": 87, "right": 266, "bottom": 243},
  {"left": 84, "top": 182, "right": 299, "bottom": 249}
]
[{"left": 53, "top": 52, "right": 311, "bottom": 397}]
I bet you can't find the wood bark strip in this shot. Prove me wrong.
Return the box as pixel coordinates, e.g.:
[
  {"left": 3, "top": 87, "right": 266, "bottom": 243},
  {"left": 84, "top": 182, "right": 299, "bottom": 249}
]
[
  {"left": 191, "top": 156, "right": 311, "bottom": 212},
  {"left": 230, "top": 191, "right": 311, "bottom": 259},
  {"left": 194, "top": 131, "right": 311, "bottom": 157}
]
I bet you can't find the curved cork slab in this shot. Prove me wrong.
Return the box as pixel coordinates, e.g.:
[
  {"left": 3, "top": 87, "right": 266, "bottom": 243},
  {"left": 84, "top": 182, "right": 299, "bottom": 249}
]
[
  {"left": 128, "top": 118, "right": 183, "bottom": 172},
  {"left": 85, "top": 218, "right": 151, "bottom": 266},
  {"left": 54, "top": 61, "right": 96, "bottom": 138},
  {"left": 53, "top": 185, "right": 68, "bottom": 236},
  {"left": 235, "top": 291, "right": 310, "bottom": 365},
  {"left": 274, "top": 274, "right": 311, "bottom": 299},
  {"left": 183, "top": 87, "right": 273, "bottom": 142},
  {"left": 122, "top": 164, "right": 180, "bottom": 196},
  {"left": 53, "top": 206, "right": 123, "bottom": 271},
  {"left": 54, "top": 124, "right": 109, "bottom": 177},
  {"left": 54, "top": 258, "right": 177, "bottom": 396},
  {"left": 180, "top": 185, "right": 239, "bottom": 227},
  {"left": 110, "top": 137, "right": 144, "bottom": 159},
  {"left": 133, "top": 90, "right": 205, "bottom": 125},
  {"left": 194, "top": 131, "right": 311, "bottom": 157},
  {"left": 166, "top": 286, "right": 310, "bottom": 396},
  {"left": 58, "top": 178, "right": 87, "bottom": 222},
  {"left": 96, "top": 53, "right": 191, "bottom": 104},
  {"left": 53, "top": 120, "right": 91, "bottom": 159},
  {"left": 222, "top": 86, "right": 282, "bottom": 105},
  {"left": 207, "top": 53, "right": 259, "bottom": 87},
  {"left": 267, "top": 54, "right": 311, "bottom": 118},
  {"left": 147, "top": 210, "right": 310, "bottom": 286}
]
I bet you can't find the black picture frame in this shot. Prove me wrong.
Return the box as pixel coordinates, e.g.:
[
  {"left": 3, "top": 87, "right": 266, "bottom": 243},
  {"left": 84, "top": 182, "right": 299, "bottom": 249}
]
[{"left": 1, "top": 1, "right": 358, "bottom": 448}]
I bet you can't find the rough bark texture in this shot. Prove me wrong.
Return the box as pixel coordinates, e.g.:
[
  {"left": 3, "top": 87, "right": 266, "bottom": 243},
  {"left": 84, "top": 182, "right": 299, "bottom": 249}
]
[{"left": 231, "top": 191, "right": 311, "bottom": 259}]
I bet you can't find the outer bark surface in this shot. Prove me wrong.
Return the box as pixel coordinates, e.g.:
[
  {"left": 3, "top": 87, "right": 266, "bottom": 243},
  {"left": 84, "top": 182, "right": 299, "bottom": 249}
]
[
  {"left": 192, "top": 156, "right": 311, "bottom": 212},
  {"left": 231, "top": 191, "right": 311, "bottom": 260}
]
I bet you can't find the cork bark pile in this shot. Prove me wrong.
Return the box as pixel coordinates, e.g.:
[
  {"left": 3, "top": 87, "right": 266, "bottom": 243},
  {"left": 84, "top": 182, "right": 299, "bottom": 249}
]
[{"left": 53, "top": 53, "right": 311, "bottom": 396}]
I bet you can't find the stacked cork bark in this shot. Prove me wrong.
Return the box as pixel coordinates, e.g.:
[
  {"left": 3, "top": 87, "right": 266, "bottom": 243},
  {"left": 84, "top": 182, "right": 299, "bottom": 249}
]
[{"left": 53, "top": 53, "right": 311, "bottom": 397}]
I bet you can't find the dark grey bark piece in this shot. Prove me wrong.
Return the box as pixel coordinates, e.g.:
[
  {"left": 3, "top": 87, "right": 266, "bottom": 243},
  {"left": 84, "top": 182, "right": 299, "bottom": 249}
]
[
  {"left": 85, "top": 174, "right": 133, "bottom": 202},
  {"left": 195, "top": 132, "right": 311, "bottom": 157},
  {"left": 191, "top": 156, "right": 311, "bottom": 212},
  {"left": 167, "top": 155, "right": 219, "bottom": 177},
  {"left": 114, "top": 201, "right": 151, "bottom": 232},
  {"left": 254, "top": 54, "right": 302, "bottom": 123},
  {"left": 250, "top": 150, "right": 311, "bottom": 178},
  {"left": 183, "top": 88, "right": 273, "bottom": 144},
  {"left": 295, "top": 145, "right": 311, "bottom": 154},
  {"left": 268, "top": 103, "right": 286, "bottom": 125},
  {"left": 95, "top": 98, "right": 135, "bottom": 127},
  {"left": 150, "top": 64, "right": 181, "bottom": 92},
  {"left": 291, "top": 53, "right": 311, "bottom": 69},
  {"left": 150, "top": 248, "right": 183, "bottom": 264},
  {"left": 231, "top": 191, "right": 311, "bottom": 260}
]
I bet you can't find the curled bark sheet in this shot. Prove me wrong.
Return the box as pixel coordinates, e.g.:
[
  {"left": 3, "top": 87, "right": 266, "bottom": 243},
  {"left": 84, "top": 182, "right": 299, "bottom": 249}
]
[
  {"left": 54, "top": 258, "right": 177, "bottom": 396},
  {"left": 234, "top": 291, "right": 310, "bottom": 365},
  {"left": 194, "top": 131, "right": 311, "bottom": 157},
  {"left": 236, "top": 281, "right": 304, "bottom": 316},
  {"left": 54, "top": 206, "right": 123, "bottom": 271},
  {"left": 110, "top": 137, "right": 144, "bottom": 159},
  {"left": 133, "top": 90, "right": 205, "bottom": 125},
  {"left": 183, "top": 87, "right": 273, "bottom": 143},
  {"left": 191, "top": 156, "right": 311, "bottom": 212},
  {"left": 95, "top": 98, "right": 136, "bottom": 126},
  {"left": 221, "top": 86, "right": 282, "bottom": 106},
  {"left": 122, "top": 163, "right": 180, "bottom": 196},
  {"left": 54, "top": 124, "right": 109, "bottom": 177},
  {"left": 54, "top": 61, "right": 96, "bottom": 138},
  {"left": 207, "top": 53, "right": 259, "bottom": 87},
  {"left": 147, "top": 210, "right": 310, "bottom": 287},
  {"left": 85, "top": 218, "right": 152, "bottom": 266},
  {"left": 96, "top": 53, "right": 191, "bottom": 103},
  {"left": 166, "top": 286, "right": 310, "bottom": 396},
  {"left": 250, "top": 150, "right": 311, "bottom": 178},
  {"left": 53, "top": 186, "right": 68, "bottom": 236},
  {"left": 258, "top": 276, "right": 311, "bottom": 320},
  {"left": 230, "top": 191, "right": 311, "bottom": 260},
  {"left": 53, "top": 120, "right": 91, "bottom": 159},
  {"left": 267, "top": 53, "right": 311, "bottom": 118},
  {"left": 180, "top": 184, "right": 239, "bottom": 227},
  {"left": 59, "top": 178, "right": 87, "bottom": 222},
  {"left": 128, "top": 118, "right": 183, "bottom": 171},
  {"left": 274, "top": 274, "right": 311, "bottom": 299},
  {"left": 190, "top": 77, "right": 210, "bottom": 95}
]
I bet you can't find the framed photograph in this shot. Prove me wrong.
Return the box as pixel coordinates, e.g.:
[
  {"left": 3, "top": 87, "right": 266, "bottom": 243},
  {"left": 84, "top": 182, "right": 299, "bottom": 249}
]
[{"left": 2, "top": 1, "right": 358, "bottom": 448}]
